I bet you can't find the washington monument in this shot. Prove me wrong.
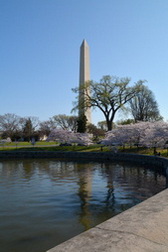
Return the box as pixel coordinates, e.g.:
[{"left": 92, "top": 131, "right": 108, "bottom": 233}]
[{"left": 79, "top": 39, "right": 91, "bottom": 124}]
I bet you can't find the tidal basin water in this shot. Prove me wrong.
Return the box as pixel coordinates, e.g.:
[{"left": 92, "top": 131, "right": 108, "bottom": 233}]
[{"left": 0, "top": 159, "right": 166, "bottom": 252}]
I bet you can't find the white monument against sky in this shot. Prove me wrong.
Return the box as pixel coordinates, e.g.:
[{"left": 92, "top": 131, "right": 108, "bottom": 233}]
[{"left": 79, "top": 39, "right": 91, "bottom": 124}]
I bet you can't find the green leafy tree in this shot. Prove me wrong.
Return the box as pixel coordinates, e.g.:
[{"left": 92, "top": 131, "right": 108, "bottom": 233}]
[
  {"left": 72, "top": 75, "right": 142, "bottom": 131},
  {"left": 117, "top": 118, "right": 135, "bottom": 125}
]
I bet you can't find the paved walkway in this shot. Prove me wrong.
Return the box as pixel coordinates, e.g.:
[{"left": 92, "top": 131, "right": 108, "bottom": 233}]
[{"left": 47, "top": 188, "right": 168, "bottom": 252}]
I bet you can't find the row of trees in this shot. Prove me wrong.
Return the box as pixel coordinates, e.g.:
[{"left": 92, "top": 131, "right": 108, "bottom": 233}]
[
  {"left": 0, "top": 114, "right": 76, "bottom": 141},
  {"left": 0, "top": 74, "right": 162, "bottom": 141},
  {"left": 0, "top": 115, "right": 39, "bottom": 141},
  {"left": 44, "top": 121, "right": 168, "bottom": 151},
  {"left": 0, "top": 113, "right": 105, "bottom": 141}
]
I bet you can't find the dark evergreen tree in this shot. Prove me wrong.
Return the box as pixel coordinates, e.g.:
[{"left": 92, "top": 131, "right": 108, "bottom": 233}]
[
  {"left": 77, "top": 114, "right": 87, "bottom": 133},
  {"left": 23, "top": 118, "right": 34, "bottom": 141}
]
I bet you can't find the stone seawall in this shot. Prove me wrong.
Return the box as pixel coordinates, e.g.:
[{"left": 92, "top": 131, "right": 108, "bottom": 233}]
[{"left": 0, "top": 151, "right": 168, "bottom": 170}]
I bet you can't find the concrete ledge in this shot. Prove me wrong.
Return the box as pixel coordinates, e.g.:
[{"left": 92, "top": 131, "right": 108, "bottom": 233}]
[
  {"left": 0, "top": 151, "right": 167, "bottom": 167},
  {"left": 47, "top": 188, "right": 168, "bottom": 252},
  {"left": 0, "top": 151, "right": 168, "bottom": 175}
]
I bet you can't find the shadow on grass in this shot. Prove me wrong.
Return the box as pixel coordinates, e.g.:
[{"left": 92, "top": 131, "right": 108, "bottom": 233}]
[{"left": 0, "top": 145, "right": 108, "bottom": 152}]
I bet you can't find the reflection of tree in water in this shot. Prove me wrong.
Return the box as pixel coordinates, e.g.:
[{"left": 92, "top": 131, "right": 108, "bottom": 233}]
[
  {"left": 0, "top": 159, "right": 78, "bottom": 184},
  {"left": 21, "top": 161, "right": 35, "bottom": 179},
  {"left": 0, "top": 160, "right": 36, "bottom": 182},
  {"left": 97, "top": 163, "right": 117, "bottom": 221},
  {"left": 105, "top": 169, "right": 115, "bottom": 209},
  {"left": 43, "top": 160, "right": 76, "bottom": 182},
  {"left": 0, "top": 159, "right": 166, "bottom": 230},
  {"left": 112, "top": 163, "right": 166, "bottom": 202},
  {"left": 98, "top": 162, "right": 166, "bottom": 214},
  {"left": 21, "top": 161, "right": 166, "bottom": 229}
]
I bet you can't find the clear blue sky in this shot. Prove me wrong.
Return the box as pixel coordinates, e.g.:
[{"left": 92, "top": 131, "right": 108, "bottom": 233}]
[{"left": 1, "top": 0, "right": 168, "bottom": 125}]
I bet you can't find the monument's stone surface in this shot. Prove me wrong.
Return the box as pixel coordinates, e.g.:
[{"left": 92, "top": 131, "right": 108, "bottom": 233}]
[{"left": 79, "top": 39, "right": 91, "bottom": 124}]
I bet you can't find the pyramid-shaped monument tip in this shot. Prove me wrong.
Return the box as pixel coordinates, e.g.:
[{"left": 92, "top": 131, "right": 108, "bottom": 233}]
[{"left": 81, "top": 39, "right": 88, "bottom": 47}]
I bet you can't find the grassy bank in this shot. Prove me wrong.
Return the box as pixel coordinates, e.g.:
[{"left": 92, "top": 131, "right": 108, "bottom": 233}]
[
  {"left": 0, "top": 143, "right": 106, "bottom": 152},
  {"left": 0, "top": 141, "right": 56, "bottom": 147},
  {"left": 0, "top": 142, "right": 168, "bottom": 157}
]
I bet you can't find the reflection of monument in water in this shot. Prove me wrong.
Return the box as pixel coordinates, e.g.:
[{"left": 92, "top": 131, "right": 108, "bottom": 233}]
[
  {"left": 79, "top": 40, "right": 92, "bottom": 124},
  {"left": 76, "top": 163, "right": 93, "bottom": 230}
]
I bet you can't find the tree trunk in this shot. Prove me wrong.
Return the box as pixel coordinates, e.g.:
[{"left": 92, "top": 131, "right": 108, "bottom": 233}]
[
  {"left": 106, "top": 120, "right": 113, "bottom": 131},
  {"left": 105, "top": 111, "right": 115, "bottom": 131}
]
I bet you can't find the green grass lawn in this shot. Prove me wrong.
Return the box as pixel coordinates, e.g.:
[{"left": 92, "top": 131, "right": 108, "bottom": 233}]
[
  {"left": 119, "top": 146, "right": 168, "bottom": 157},
  {"left": 0, "top": 141, "right": 56, "bottom": 146},
  {"left": 0, "top": 141, "right": 56, "bottom": 149},
  {"left": 0, "top": 142, "right": 107, "bottom": 152},
  {"left": 0, "top": 142, "right": 168, "bottom": 157}
]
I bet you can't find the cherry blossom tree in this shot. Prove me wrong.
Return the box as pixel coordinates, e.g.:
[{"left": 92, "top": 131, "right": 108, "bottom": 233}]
[
  {"left": 47, "top": 129, "right": 73, "bottom": 144},
  {"left": 101, "top": 121, "right": 168, "bottom": 153},
  {"left": 73, "top": 132, "right": 93, "bottom": 146},
  {"left": 47, "top": 129, "right": 93, "bottom": 146},
  {"left": 140, "top": 121, "right": 168, "bottom": 149},
  {"left": 101, "top": 122, "right": 147, "bottom": 146}
]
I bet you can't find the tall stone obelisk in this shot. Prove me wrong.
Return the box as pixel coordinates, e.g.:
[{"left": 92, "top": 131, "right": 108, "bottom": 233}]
[{"left": 79, "top": 39, "right": 91, "bottom": 124}]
